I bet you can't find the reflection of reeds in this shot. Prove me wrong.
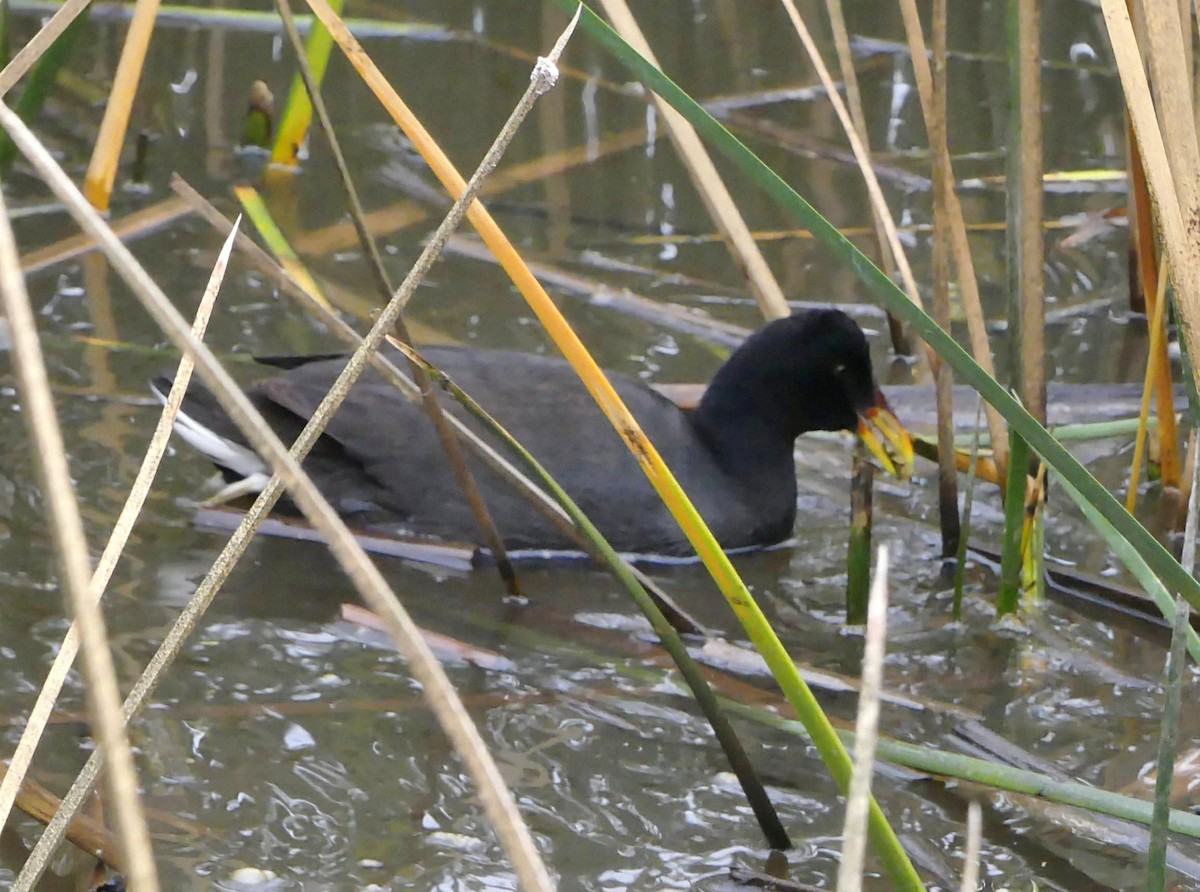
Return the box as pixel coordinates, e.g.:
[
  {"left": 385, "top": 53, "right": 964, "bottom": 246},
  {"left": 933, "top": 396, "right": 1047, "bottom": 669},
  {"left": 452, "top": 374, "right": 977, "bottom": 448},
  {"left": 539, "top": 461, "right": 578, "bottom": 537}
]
[{"left": 598, "top": 0, "right": 790, "bottom": 320}]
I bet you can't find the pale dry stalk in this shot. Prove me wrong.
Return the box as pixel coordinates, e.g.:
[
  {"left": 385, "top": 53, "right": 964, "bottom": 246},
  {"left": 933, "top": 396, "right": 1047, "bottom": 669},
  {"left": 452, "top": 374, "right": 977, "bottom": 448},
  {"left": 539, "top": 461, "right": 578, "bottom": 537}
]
[
  {"left": 0, "top": 123, "right": 160, "bottom": 889},
  {"left": 835, "top": 545, "right": 891, "bottom": 892},
  {"left": 895, "top": 0, "right": 1009, "bottom": 473},
  {"left": 0, "top": 0, "right": 93, "bottom": 98},
  {"left": 0, "top": 221, "right": 238, "bottom": 840}
]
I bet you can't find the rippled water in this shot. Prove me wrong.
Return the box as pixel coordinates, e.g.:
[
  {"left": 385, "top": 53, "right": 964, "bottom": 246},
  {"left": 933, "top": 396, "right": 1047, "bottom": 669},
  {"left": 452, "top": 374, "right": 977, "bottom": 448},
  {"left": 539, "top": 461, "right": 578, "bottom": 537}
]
[{"left": 1, "top": 1, "right": 1196, "bottom": 890}]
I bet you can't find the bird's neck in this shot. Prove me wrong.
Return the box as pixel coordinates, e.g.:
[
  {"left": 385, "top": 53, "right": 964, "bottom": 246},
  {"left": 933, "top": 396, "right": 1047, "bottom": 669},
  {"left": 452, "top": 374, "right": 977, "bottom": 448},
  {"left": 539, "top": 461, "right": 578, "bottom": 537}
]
[{"left": 691, "top": 377, "right": 799, "bottom": 487}]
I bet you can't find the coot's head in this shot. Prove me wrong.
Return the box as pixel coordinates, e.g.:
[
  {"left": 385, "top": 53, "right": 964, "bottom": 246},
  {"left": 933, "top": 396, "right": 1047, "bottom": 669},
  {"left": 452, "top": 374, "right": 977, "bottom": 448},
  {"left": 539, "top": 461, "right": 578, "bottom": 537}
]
[{"left": 700, "top": 309, "right": 913, "bottom": 477}]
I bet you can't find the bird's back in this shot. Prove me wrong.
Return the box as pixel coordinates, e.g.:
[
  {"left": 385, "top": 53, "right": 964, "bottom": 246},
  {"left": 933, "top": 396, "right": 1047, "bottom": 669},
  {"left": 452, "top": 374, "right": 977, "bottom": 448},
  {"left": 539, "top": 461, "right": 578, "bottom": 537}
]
[{"left": 258, "top": 345, "right": 785, "bottom": 553}]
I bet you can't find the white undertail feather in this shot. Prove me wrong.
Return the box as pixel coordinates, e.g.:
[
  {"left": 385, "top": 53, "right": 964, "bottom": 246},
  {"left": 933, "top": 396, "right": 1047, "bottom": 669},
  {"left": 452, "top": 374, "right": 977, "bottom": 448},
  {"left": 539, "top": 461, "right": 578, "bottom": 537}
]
[{"left": 150, "top": 380, "right": 268, "bottom": 484}]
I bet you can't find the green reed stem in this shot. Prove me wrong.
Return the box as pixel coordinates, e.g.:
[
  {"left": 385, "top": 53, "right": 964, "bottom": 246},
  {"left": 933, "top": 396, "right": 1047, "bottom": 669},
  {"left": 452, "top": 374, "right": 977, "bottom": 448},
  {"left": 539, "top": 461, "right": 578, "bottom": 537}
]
[{"left": 403, "top": 344, "right": 792, "bottom": 850}]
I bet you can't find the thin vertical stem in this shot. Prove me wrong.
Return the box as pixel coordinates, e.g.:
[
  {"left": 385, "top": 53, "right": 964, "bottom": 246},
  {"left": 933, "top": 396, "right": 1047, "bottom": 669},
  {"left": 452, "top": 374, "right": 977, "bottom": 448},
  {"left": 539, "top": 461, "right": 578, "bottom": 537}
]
[
  {"left": 1145, "top": 448, "right": 1196, "bottom": 891},
  {"left": 953, "top": 398, "right": 985, "bottom": 620},
  {"left": 846, "top": 444, "right": 874, "bottom": 624},
  {"left": 1005, "top": 0, "right": 1046, "bottom": 424},
  {"left": 836, "top": 545, "right": 891, "bottom": 892},
  {"left": 1129, "top": 256, "right": 1172, "bottom": 513},
  {"left": 997, "top": 426, "right": 1029, "bottom": 615},
  {"left": 895, "top": 0, "right": 1009, "bottom": 476},
  {"left": 959, "top": 801, "right": 983, "bottom": 891},
  {"left": 930, "top": 0, "right": 959, "bottom": 556}
]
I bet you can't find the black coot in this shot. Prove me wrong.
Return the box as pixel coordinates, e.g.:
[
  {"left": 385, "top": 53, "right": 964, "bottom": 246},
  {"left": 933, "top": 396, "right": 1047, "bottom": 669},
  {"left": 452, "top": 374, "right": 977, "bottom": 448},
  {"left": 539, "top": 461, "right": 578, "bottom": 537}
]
[{"left": 155, "top": 309, "right": 911, "bottom": 554}]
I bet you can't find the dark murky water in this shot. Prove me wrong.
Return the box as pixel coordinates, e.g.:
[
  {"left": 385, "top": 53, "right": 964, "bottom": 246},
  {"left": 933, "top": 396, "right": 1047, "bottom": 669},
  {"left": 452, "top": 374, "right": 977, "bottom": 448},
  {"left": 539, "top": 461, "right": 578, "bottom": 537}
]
[{"left": 1, "top": 1, "right": 1196, "bottom": 889}]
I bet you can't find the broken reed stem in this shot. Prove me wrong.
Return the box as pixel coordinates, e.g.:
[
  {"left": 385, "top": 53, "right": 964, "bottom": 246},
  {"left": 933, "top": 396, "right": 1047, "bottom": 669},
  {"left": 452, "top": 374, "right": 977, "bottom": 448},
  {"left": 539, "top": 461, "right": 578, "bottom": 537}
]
[
  {"left": 0, "top": 154, "right": 160, "bottom": 889},
  {"left": 778, "top": 0, "right": 933, "bottom": 374},
  {"left": 0, "top": 221, "right": 237, "bottom": 844},
  {"left": 273, "top": 0, "right": 523, "bottom": 599},
  {"left": 0, "top": 21, "right": 579, "bottom": 888},
  {"left": 929, "top": 0, "right": 959, "bottom": 557},
  {"left": 82, "top": 0, "right": 161, "bottom": 211},
  {"left": 0, "top": 0, "right": 91, "bottom": 98},
  {"left": 836, "top": 545, "right": 890, "bottom": 892},
  {"left": 597, "top": 0, "right": 790, "bottom": 320},
  {"left": 0, "top": 764, "right": 125, "bottom": 873},
  {"left": 895, "top": 0, "right": 1009, "bottom": 475}
]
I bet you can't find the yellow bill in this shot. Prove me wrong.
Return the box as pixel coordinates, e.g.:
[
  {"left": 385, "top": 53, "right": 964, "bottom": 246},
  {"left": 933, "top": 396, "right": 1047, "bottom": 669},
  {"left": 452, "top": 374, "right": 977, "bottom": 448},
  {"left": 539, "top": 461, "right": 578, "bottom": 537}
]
[{"left": 857, "top": 402, "right": 914, "bottom": 480}]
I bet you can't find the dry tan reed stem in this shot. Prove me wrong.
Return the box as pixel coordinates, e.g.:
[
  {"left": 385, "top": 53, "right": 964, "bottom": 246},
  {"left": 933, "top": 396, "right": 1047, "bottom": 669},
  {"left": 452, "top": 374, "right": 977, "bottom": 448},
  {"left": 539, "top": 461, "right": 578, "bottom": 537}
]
[
  {"left": 959, "top": 800, "right": 982, "bottom": 891},
  {"left": 0, "top": 221, "right": 236, "bottom": 842},
  {"left": 3, "top": 16, "right": 579, "bottom": 887},
  {"left": 836, "top": 544, "right": 890, "bottom": 892},
  {"left": 0, "top": 132, "right": 160, "bottom": 889},
  {"left": 82, "top": 0, "right": 161, "bottom": 210},
  {"left": 1008, "top": 0, "right": 1046, "bottom": 424},
  {"left": 596, "top": 0, "right": 790, "bottom": 321},
  {"left": 777, "top": 1, "right": 929, "bottom": 337},
  {"left": 895, "top": 0, "right": 1009, "bottom": 474},
  {"left": 0, "top": 763, "right": 124, "bottom": 872},
  {"left": 1101, "top": 0, "right": 1200, "bottom": 394},
  {"left": 930, "top": 0, "right": 959, "bottom": 555},
  {"left": 1142, "top": 0, "right": 1200, "bottom": 202},
  {"left": 0, "top": 0, "right": 92, "bottom": 97},
  {"left": 1135, "top": 0, "right": 1200, "bottom": 371}
]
